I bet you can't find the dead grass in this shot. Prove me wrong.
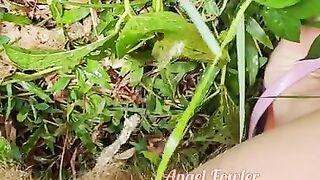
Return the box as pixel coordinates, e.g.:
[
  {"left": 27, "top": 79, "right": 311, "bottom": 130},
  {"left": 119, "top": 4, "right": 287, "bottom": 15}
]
[
  {"left": 0, "top": 166, "right": 32, "bottom": 180},
  {"left": 79, "top": 162, "right": 137, "bottom": 180}
]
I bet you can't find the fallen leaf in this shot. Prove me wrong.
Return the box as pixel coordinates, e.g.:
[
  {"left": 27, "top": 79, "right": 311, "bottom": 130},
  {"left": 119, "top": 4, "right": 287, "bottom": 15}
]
[
  {"left": 19, "top": 25, "right": 66, "bottom": 49},
  {"left": 0, "top": 23, "right": 21, "bottom": 43},
  {"left": 147, "top": 137, "right": 166, "bottom": 156}
]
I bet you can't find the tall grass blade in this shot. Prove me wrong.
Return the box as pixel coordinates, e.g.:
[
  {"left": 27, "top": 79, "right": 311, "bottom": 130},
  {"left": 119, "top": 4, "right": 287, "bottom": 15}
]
[{"left": 236, "top": 16, "right": 246, "bottom": 142}]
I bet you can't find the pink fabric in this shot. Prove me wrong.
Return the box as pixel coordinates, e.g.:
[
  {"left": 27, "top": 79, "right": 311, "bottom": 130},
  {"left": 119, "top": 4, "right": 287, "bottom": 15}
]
[{"left": 249, "top": 58, "right": 320, "bottom": 138}]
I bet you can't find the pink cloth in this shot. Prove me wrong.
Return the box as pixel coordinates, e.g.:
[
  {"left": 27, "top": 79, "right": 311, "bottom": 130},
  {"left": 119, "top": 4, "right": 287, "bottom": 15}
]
[{"left": 249, "top": 59, "right": 320, "bottom": 138}]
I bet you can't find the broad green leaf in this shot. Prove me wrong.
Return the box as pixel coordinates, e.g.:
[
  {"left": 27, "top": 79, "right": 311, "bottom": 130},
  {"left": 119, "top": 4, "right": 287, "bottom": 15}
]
[
  {"left": 61, "top": 7, "right": 90, "bottom": 25},
  {"left": 168, "top": 61, "right": 197, "bottom": 74},
  {"left": 285, "top": 0, "right": 320, "bottom": 19},
  {"left": 203, "top": 0, "right": 219, "bottom": 16},
  {"left": 18, "top": 81, "right": 53, "bottom": 103},
  {"left": 305, "top": 35, "right": 320, "bottom": 59},
  {"left": 9, "top": 144, "right": 21, "bottom": 161},
  {"left": 142, "top": 151, "right": 161, "bottom": 166},
  {"left": 255, "top": 0, "right": 300, "bottom": 8},
  {"left": 116, "top": 12, "right": 188, "bottom": 57},
  {"left": 154, "top": 77, "right": 172, "bottom": 97},
  {"left": 0, "top": 13, "right": 32, "bottom": 25},
  {"left": 83, "top": 60, "right": 110, "bottom": 88},
  {"left": 50, "top": 76, "right": 71, "bottom": 93},
  {"left": 76, "top": 68, "right": 92, "bottom": 94},
  {"left": 130, "top": 62, "right": 144, "bottom": 86},
  {"left": 245, "top": 35, "right": 259, "bottom": 86},
  {"left": 152, "top": 24, "right": 215, "bottom": 61},
  {"left": 3, "top": 34, "right": 115, "bottom": 70},
  {"left": 246, "top": 17, "right": 273, "bottom": 49},
  {"left": 16, "top": 107, "right": 29, "bottom": 122},
  {"left": 263, "top": 8, "right": 300, "bottom": 42},
  {"left": 34, "top": 103, "right": 50, "bottom": 111}
]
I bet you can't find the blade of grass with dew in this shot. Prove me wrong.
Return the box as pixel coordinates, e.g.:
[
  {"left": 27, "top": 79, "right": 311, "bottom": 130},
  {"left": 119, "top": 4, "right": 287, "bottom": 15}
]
[
  {"left": 236, "top": 16, "right": 246, "bottom": 142},
  {"left": 155, "top": 0, "right": 253, "bottom": 179}
]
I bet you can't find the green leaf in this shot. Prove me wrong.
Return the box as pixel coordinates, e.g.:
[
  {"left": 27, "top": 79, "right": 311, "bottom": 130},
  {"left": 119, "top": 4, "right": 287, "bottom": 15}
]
[
  {"left": 34, "top": 103, "right": 50, "bottom": 111},
  {"left": 305, "top": 35, "right": 320, "bottom": 59},
  {"left": 16, "top": 107, "right": 29, "bottom": 122},
  {"left": 42, "top": 132, "right": 55, "bottom": 153},
  {"left": 83, "top": 60, "right": 110, "bottom": 88},
  {"left": 168, "top": 62, "right": 197, "bottom": 74},
  {"left": 285, "top": 0, "right": 320, "bottom": 19},
  {"left": 203, "top": 0, "right": 219, "bottom": 17},
  {"left": 0, "top": 137, "right": 11, "bottom": 159},
  {"left": 61, "top": 7, "right": 90, "bottom": 25},
  {"left": 142, "top": 151, "right": 161, "bottom": 166},
  {"left": 255, "top": 0, "right": 300, "bottom": 8},
  {"left": 245, "top": 35, "right": 259, "bottom": 86},
  {"left": 236, "top": 16, "right": 245, "bottom": 141},
  {"left": 50, "top": 0, "right": 63, "bottom": 24},
  {"left": 0, "top": 35, "right": 10, "bottom": 45},
  {"left": 76, "top": 68, "right": 92, "bottom": 94},
  {"left": 50, "top": 76, "right": 71, "bottom": 93},
  {"left": 88, "top": 94, "right": 106, "bottom": 114},
  {"left": 116, "top": 12, "right": 188, "bottom": 57},
  {"left": 246, "top": 17, "right": 273, "bottom": 49},
  {"left": 3, "top": 34, "right": 115, "bottom": 70},
  {"left": 154, "top": 78, "right": 172, "bottom": 97},
  {"left": 72, "top": 117, "right": 96, "bottom": 153},
  {"left": 0, "top": 12, "right": 32, "bottom": 25},
  {"left": 18, "top": 81, "right": 53, "bottom": 103},
  {"left": 130, "top": 63, "right": 143, "bottom": 86},
  {"left": 152, "top": 24, "right": 215, "bottom": 62},
  {"left": 5, "top": 84, "right": 13, "bottom": 120},
  {"left": 21, "top": 127, "right": 45, "bottom": 155},
  {"left": 263, "top": 8, "right": 300, "bottom": 42}
]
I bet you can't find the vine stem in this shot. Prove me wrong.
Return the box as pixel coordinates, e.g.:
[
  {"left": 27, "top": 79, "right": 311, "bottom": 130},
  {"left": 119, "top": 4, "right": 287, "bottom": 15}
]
[{"left": 155, "top": 0, "right": 253, "bottom": 179}]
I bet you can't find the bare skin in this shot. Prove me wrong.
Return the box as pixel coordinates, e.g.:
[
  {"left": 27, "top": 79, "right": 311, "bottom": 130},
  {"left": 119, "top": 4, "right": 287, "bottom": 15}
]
[{"left": 190, "top": 27, "right": 320, "bottom": 180}]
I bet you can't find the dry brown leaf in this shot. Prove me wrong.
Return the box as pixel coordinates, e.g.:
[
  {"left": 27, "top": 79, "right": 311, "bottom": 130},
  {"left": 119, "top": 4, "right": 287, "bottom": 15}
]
[
  {"left": 0, "top": 53, "right": 16, "bottom": 80},
  {"left": 0, "top": 23, "right": 21, "bottom": 42},
  {"left": 4, "top": 120, "right": 16, "bottom": 144},
  {"left": 83, "top": 16, "right": 93, "bottom": 35},
  {"left": 27, "top": 5, "right": 50, "bottom": 20},
  {"left": 147, "top": 137, "right": 166, "bottom": 156},
  {"left": 70, "top": 147, "right": 78, "bottom": 178},
  {"left": 0, "top": 22, "right": 66, "bottom": 50},
  {"left": 19, "top": 25, "right": 66, "bottom": 49},
  {"left": 67, "top": 22, "right": 86, "bottom": 40}
]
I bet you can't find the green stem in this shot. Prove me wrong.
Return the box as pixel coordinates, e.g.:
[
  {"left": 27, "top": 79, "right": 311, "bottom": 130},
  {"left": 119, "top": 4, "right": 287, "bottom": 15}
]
[
  {"left": 155, "top": 0, "right": 253, "bottom": 179},
  {"left": 152, "top": 0, "right": 163, "bottom": 12}
]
